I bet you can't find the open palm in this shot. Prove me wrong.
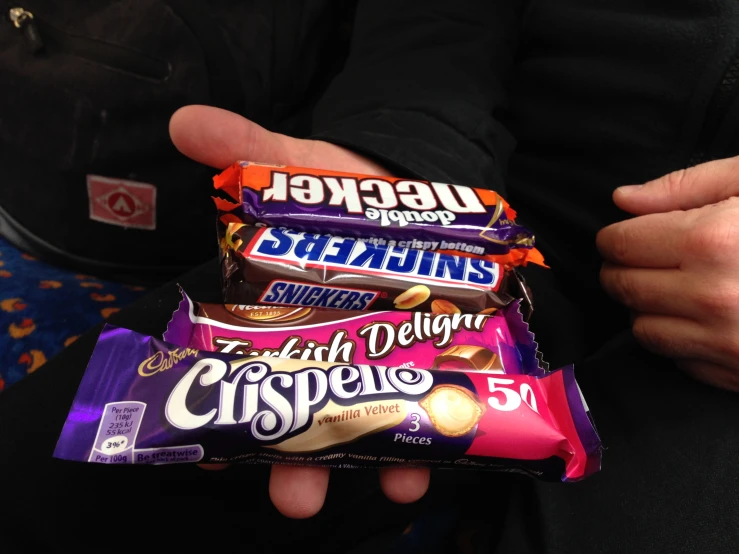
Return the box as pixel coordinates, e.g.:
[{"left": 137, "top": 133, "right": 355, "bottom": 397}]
[{"left": 169, "top": 105, "right": 431, "bottom": 519}]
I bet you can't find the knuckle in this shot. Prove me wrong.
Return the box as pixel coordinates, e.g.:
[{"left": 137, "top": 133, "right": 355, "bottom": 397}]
[
  {"left": 599, "top": 225, "right": 631, "bottom": 263},
  {"left": 718, "top": 333, "right": 739, "bottom": 361},
  {"left": 612, "top": 271, "right": 640, "bottom": 309},
  {"left": 632, "top": 317, "right": 669, "bottom": 352},
  {"left": 684, "top": 218, "right": 739, "bottom": 262},
  {"left": 600, "top": 267, "right": 633, "bottom": 307},
  {"left": 632, "top": 317, "right": 696, "bottom": 358},
  {"left": 693, "top": 282, "right": 739, "bottom": 317},
  {"left": 676, "top": 360, "right": 737, "bottom": 392},
  {"left": 718, "top": 196, "right": 739, "bottom": 209},
  {"left": 661, "top": 168, "right": 690, "bottom": 198}
]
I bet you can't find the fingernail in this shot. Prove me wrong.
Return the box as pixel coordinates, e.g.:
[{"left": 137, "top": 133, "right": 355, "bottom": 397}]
[{"left": 616, "top": 185, "right": 643, "bottom": 195}]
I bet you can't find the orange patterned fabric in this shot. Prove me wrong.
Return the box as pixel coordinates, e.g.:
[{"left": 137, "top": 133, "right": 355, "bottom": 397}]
[{"left": 0, "top": 237, "right": 147, "bottom": 390}]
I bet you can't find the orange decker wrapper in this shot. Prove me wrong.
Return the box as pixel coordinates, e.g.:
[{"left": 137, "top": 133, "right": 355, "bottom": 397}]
[{"left": 213, "top": 161, "right": 546, "bottom": 269}]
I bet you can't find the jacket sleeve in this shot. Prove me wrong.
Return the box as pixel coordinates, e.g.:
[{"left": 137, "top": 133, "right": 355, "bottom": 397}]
[{"left": 309, "top": 0, "right": 522, "bottom": 192}]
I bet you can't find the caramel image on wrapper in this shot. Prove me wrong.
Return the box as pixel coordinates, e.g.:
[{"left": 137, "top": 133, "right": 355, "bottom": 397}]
[{"left": 419, "top": 385, "right": 487, "bottom": 437}]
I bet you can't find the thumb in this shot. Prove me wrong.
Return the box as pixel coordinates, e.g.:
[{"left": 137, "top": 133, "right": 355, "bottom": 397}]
[
  {"left": 613, "top": 155, "right": 739, "bottom": 215},
  {"left": 169, "top": 105, "right": 391, "bottom": 176},
  {"left": 169, "top": 105, "right": 307, "bottom": 169}
]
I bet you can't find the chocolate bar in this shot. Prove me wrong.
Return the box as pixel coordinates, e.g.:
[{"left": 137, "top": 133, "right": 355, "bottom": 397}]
[
  {"left": 163, "top": 290, "right": 543, "bottom": 375},
  {"left": 54, "top": 326, "right": 601, "bottom": 482},
  {"left": 213, "top": 162, "right": 545, "bottom": 267},
  {"left": 219, "top": 225, "right": 532, "bottom": 317}
]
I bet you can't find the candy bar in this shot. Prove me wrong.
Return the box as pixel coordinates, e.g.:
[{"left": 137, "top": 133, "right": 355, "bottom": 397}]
[
  {"left": 54, "top": 326, "right": 601, "bottom": 482},
  {"left": 163, "top": 290, "right": 543, "bottom": 375},
  {"left": 218, "top": 225, "right": 532, "bottom": 317},
  {"left": 213, "top": 162, "right": 545, "bottom": 267}
]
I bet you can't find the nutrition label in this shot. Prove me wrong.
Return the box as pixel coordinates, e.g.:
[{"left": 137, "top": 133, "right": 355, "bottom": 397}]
[
  {"left": 89, "top": 402, "right": 203, "bottom": 464},
  {"left": 88, "top": 401, "right": 145, "bottom": 463}
]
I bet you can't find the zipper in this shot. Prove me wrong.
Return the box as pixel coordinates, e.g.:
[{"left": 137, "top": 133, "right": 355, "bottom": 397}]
[
  {"left": 689, "top": 51, "right": 739, "bottom": 165},
  {"left": 8, "top": 6, "right": 43, "bottom": 53},
  {"left": 6, "top": 5, "right": 170, "bottom": 81}
]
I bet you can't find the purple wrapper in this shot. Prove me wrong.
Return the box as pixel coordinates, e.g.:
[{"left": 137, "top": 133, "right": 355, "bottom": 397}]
[
  {"left": 54, "top": 326, "right": 600, "bottom": 481},
  {"left": 214, "top": 162, "right": 538, "bottom": 260}
]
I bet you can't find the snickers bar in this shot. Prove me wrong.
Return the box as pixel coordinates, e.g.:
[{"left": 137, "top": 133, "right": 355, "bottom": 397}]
[
  {"left": 164, "top": 290, "right": 543, "bottom": 375},
  {"left": 219, "top": 225, "right": 532, "bottom": 316},
  {"left": 213, "top": 162, "right": 545, "bottom": 266},
  {"left": 54, "top": 326, "right": 601, "bottom": 482}
]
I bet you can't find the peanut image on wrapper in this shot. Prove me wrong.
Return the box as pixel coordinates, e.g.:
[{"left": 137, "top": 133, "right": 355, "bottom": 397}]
[
  {"left": 394, "top": 285, "right": 431, "bottom": 310},
  {"left": 431, "top": 299, "right": 461, "bottom": 314}
]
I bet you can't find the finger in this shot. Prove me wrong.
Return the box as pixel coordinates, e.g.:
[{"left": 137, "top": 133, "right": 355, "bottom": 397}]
[
  {"left": 269, "top": 465, "right": 330, "bottom": 519},
  {"left": 596, "top": 211, "right": 689, "bottom": 267},
  {"left": 197, "top": 463, "right": 229, "bottom": 471},
  {"left": 600, "top": 265, "right": 689, "bottom": 317},
  {"left": 614, "top": 155, "right": 739, "bottom": 215},
  {"left": 378, "top": 467, "right": 430, "bottom": 504},
  {"left": 169, "top": 105, "right": 306, "bottom": 169},
  {"left": 169, "top": 105, "right": 391, "bottom": 176},
  {"left": 676, "top": 359, "right": 739, "bottom": 393},
  {"left": 632, "top": 314, "right": 721, "bottom": 363}
]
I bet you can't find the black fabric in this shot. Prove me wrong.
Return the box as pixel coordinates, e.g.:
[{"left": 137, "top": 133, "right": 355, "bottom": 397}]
[
  {"left": 311, "top": 0, "right": 520, "bottom": 194},
  {"left": 1, "top": 264, "right": 738, "bottom": 553},
  {"left": 311, "top": 0, "right": 739, "bottom": 352},
  {"left": 495, "top": 333, "right": 739, "bottom": 554},
  {"left": 0, "top": 0, "right": 351, "bottom": 284}
]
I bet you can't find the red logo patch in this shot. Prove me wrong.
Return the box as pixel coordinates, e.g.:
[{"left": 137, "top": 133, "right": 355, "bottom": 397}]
[{"left": 87, "top": 175, "right": 156, "bottom": 230}]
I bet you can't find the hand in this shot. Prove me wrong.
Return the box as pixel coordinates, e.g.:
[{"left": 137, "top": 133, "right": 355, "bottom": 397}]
[
  {"left": 169, "top": 105, "right": 430, "bottom": 519},
  {"left": 597, "top": 156, "right": 739, "bottom": 392}
]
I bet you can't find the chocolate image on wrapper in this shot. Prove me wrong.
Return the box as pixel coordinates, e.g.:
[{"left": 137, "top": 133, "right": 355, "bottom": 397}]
[
  {"left": 419, "top": 385, "right": 487, "bottom": 437},
  {"left": 164, "top": 289, "right": 544, "bottom": 375},
  {"left": 218, "top": 224, "right": 532, "bottom": 317},
  {"left": 432, "top": 345, "right": 503, "bottom": 372},
  {"left": 213, "top": 162, "right": 541, "bottom": 264},
  {"left": 54, "top": 326, "right": 602, "bottom": 482}
]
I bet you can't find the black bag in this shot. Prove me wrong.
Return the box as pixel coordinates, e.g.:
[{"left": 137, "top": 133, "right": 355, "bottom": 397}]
[{"left": 0, "top": 0, "right": 351, "bottom": 285}]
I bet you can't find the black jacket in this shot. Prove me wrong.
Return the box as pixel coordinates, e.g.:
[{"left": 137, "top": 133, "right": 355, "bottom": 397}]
[{"left": 310, "top": 0, "right": 739, "bottom": 347}]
